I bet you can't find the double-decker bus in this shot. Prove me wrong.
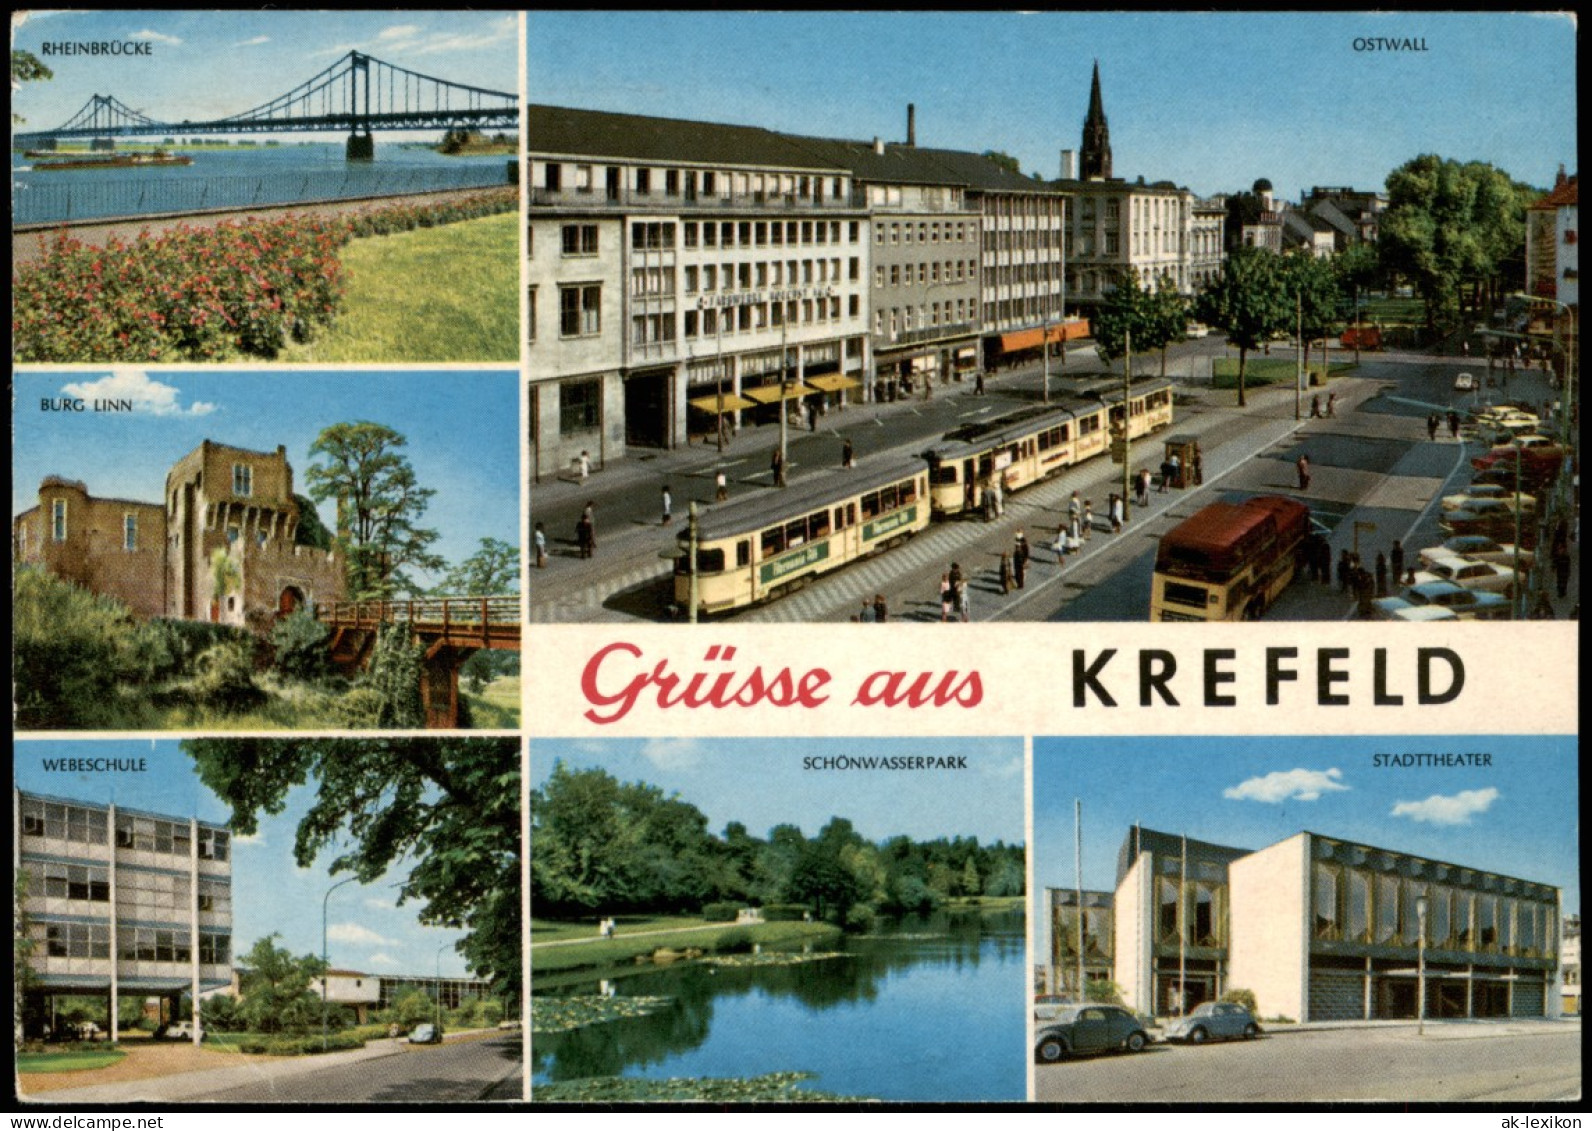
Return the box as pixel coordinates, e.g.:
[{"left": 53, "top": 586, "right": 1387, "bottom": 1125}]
[
  {"left": 1149, "top": 495, "right": 1311, "bottom": 621},
  {"left": 923, "top": 378, "right": 1174, "bottom": 518},
  {"left": 674, "top": 457, "right": 928, "bottom": 615}
]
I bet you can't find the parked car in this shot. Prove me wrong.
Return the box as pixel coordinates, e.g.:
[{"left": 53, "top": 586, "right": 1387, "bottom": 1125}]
[
  {"left": 1409, "top": 552, "right": 1518, "bottom": 595},
  {"left": 1164, "top": 1002, "right": 1262, "bottom": 1044},
  {"left": 1185, "top": 322, "right": 1210, "bottom": 339},
  {"left": 1370, "top": 599, "right": 1461, "bottom": 622},
  {"left": 408, "top": 1023, "right": 443, "bottom": 1044},
  {"left": 1470, "top": 441, "right": 1564, "bottom": 480},
  {"left": 1440, "top": 498, "right": 1537, "bottom": 544},
  {"left": 1453, "top": 372, "right": 1477, "bottom": 391},
  {"left": 1398, "top": 580, "right": 1511, "bottom": 620},
  {"left": 1439, "top": 484, "right": 1535, "bottom": 513},
  {"left": 156, "top": 1020, "right": 197, "bottom": 1041},
  {"left": 1034, "top": 1004, "right": 1153, "bottom": 1062},
  {"left": 1419, "top": 535, "right": 1535, "bottom": 573},
  {"left": 76, "top": 1021, "right": 105, "bottom": 1041}
]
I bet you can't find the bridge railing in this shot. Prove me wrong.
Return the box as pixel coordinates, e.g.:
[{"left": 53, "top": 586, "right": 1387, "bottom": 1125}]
[
  {"left": 317, "top": 596, "right": 520, "bottom": 628},
  {"left": 13, "top": 164, "right": 514, "bottom": 227}
]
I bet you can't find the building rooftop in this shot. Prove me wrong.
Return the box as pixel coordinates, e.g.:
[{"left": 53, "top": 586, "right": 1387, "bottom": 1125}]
[{"left": 528, "top": 103, "right": 846, "bottom": 171}]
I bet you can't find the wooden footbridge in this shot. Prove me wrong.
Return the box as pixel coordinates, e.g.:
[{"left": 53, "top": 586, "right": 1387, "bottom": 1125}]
[{"left": 317, "top": 596, "right": 520, "bottom": 728}]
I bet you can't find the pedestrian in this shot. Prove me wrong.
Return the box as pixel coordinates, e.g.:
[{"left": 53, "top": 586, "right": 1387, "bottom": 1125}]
[
  {"left": 575, "top": 514, "right": 593, "bottom": 559},
  {"left": 582, "top": 502, "right": 597, "bottom": 556},
  {"left": 534, "top": 521, "right": 548, "bottom": 568},
  {"left": 1462, "top": 339, "right": 1470, "bottom": 357},
  {"left": 1192, "top": 444, "right": 1204, "bottom": 485},
  {"left": 1447, "top": 411, "right": 1460, "bottom": 440},
  {"left": 1552, "top": 527, "right": 1572, "bottom": 598},
  {"left": 578, "top": 450, "right": 591, "bottom": 481},
  {"left": 1109, "top": 493, "right": 1123, "bottom": 534},
  {"left": 1337, "top": 549, "right": 1352, "bottom": 593},
  {"left": 1052, "top": 522, "right": 1068, "bottom": 562},
  {"left": 1296, "top": 454, "right": 1311, "bottom": 491},
  {"left": 660, "top": 485, "right": 672, "bottom": 525},
  {"left": 1310, "top": 394, "right": 1321, "bottom": 418},
  {"left": 1067, "top": 509, "right": 1082, "bottom": 549},
  {"left": 715, "top": 470, "right": 728, "bottom": 502},
  {"left": 873, "top": 593, "right": 888, "bottom": 623},
  {"left": 841, "top": 438, "right": 854, "bottom": 469},
  {"left": 771, "top": 447, "right": 785, "bottom": 487},
  {"left": 992, "top": 475, "right": 1004, "bottom": 518},
  {"left": 1427, "top": 414, "right": 1440, "bottom": 442},
  {"left": 1375, "top": 552, "right": 1388, "bottom": 597},
  {"left": 1390, "top": 539, "right": 1404, "bottom": 585},
  {"left": 1169, "top": 451, "right": 1182, "bottom": 488},
  {"left": 1317, "top": 537, "right": 1333, "bottom": 585},
  {"left": 1082, "top": 500, "right": 1095, "bottom": 541},
  {"left": 1137, "top": 468, "right": 1152, "bottom": 507},
  {"left": 858, "top": 598, "right": 876, "bottom": 623},
  {"left": 1158, "top": 458, "right": 1173, "bottom": 493},
  {"left": 958, "top": 579, "right": 971, "bottom": 622},
  {"left": 975, "top": 371, "right": 986, "bottom": 396},
  {"left": 940, "top": 573, "right": 953, "bottom": 622},
  {"left": 999, "top": 552, "right": 1013, "bottom": 595},
  {"left": 809, "top": 401, "right": 819, "bottom": 433},
  {"left": 1326, "top": 392, "right": 1336, "bottom": 418},
  {"left": 1013, "top": 533, "right": 1029, "bottom": 588},
  {"left": 1069, "top": 490, "right": 1082, "bottom": 523}
]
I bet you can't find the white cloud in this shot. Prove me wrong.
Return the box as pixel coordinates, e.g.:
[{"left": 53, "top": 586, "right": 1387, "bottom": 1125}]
[
  {"left": 394, "top": 17, "right": 518, "bottom": 58},
  {"left": 329, "top": 923, "right": 390, "bottom": 946},
  {"left": 639, "top": 738, "right": 702, "bottom": 771},
  {"left": 236, "top": 35, "right": 270, "bottom": 47},
  {"left": 1223, "top": 767, "right": 1350, "bottom": 804},
  {"left": 128, "top": 29, "right": 182, "bottom": 46},
  {"left": 232, "top": 831, "right": 265, "bottom": 845},
  {"left": 60, "top": 370, "right": 215, "bottom": 416},
  {"left": 1391, "top": 787, "right": 1500, "bottom": 826},
  {"left": 367, "top": 952, "right": 402, "bottom": 969},
  {"left": 378, "top": 24, "right": 423, "bottom": 43},
  {"left": 363, "top": 897, "right": 393, "bottom": 912}
]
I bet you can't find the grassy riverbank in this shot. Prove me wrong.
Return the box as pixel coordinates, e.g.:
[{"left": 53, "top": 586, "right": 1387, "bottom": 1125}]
[{"left": 531, "top": 919, "right": 841, "bottom": 974}]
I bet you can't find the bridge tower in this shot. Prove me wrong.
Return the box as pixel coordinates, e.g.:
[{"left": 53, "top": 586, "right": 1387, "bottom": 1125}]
[{"left": 346, "top": 51, "right": 375, "bottom": 162}]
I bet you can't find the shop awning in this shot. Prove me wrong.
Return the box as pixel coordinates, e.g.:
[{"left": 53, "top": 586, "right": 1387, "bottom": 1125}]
[
  {"left": 687, "top": 393, "right": 757, "bottom": 414},
  {"left": 743, "top": 381, "right": 819, "bottom": 404},
  {"left": 997, "top": 321, "right": 1090, "bottom": 353},
  {"left": 806, "top": 373, "right": 862, "bottom": 393}
]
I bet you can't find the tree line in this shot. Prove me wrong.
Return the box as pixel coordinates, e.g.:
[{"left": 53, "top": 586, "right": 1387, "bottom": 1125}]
[{"left": 531, "top": 762, "right": 1025, "bottom": 927}]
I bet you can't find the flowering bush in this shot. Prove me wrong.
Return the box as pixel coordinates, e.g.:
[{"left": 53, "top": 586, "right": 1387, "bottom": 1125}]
[{"left": 13, "top": 187, "right": 520, "bottom": 362}]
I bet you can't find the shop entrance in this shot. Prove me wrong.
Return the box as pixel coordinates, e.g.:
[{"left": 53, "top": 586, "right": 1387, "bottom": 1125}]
[{"left": 625, "top": 369, "right": 671, "bottom": 448}]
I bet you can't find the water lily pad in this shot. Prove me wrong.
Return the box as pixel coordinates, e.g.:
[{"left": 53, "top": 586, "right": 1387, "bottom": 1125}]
[
  {"left": 699, "top": 952, "right": 848, "bottom": 968},
  {"left": 531, "top": 1071, "right": 872, "bottom": 1103},
  {"left": 530, "top": 994, "right": 673, "bottom": 1033}
]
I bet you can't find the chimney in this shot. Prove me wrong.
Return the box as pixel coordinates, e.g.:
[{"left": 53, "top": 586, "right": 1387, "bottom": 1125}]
[
  {"left": 873, "top": 137, "right": 884, "bottom": 156},
  {"left": 1060, "top": 149, "right": 1077, "bottom": 180},
  {"left": 907, "top": 103, "right": 916, "bottom": 147}
]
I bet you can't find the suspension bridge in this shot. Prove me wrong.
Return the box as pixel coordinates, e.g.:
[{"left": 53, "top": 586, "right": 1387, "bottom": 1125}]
[{"left": 15, "top": 51, "right": 518, "bottom": 161}]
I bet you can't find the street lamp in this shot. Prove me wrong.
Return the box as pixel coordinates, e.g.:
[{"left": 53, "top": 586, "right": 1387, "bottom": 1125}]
[
  {"left": 435, "top": 940, "right": 451, "bottom": 1033},
  {"left": 321, "top": 876, "right": 358, "bottom": 1051},
  {"left": 1295, "top": 288, "right": 1304, "bottom": 421},
  {"left": 1416, "top": 892, "right": 1429, "bottom": 1036}
]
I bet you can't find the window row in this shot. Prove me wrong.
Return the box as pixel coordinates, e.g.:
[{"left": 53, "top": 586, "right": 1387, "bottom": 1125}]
[
  {"left": 873, "top": 219, "right": 975, "bottom": 246},
  {"left": 982, "top": 228, "right": 1064, "bottom": 252},
  {"left": 1055, "top": 905, "right": 1113, "bottom": 961},
  {"left": 543, "top": 162, "right": 849, "bottom": 206},
  {"left": 1312, "top": 863, "right": 1557, "bottom": 957},
  {"left": 683, "top": 219, "right": 855, "bottom": 250},
  {"left": 875, "top": 300, "right": 973, "bottom": 336},
  {"left": 683, "top": 296, "right": 851, "bottom": 339},
  {"left": 1157, "top": 876, "right": 1227, "bottom": 948},
  {"left": 682, "top": 257, "right": 856, "bottom": 293},
  {"left": 875, "top": 260, "right": 976, "bottom": 288},
  {"left": 22, "top": 799, "right": 109, "bottom": 846},
  {"left": 36, "top": 862, "right": 110, "bottom": 903}
]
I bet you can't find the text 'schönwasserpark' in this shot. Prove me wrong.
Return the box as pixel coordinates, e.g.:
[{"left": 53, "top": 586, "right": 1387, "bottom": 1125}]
[{"left": 523, "top": 11, "right": 1577, "bottom": 627}]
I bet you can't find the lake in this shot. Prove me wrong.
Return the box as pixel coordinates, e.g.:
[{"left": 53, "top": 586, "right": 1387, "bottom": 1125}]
[
  {"left": 12, "top": 142, "right": 514, "bottom": 226},
  {"left": 532, "top": 906, "right": 1026, "bottom": 1103}
]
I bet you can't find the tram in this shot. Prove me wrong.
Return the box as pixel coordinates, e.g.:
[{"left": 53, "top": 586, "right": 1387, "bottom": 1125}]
[
  {"left": 674, "top": 457, "right": 929, "bottom": 614},
  {"left": 923, "top": 378, "right": 1174, "bottom": 517}
]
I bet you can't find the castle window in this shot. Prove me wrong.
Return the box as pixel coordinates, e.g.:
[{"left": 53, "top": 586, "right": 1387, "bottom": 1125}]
[
  {"left": 52, "top": 499, "right": 67, "bottom": 542},
  {"left": 124, "top": 514, "right": 138, "bottom": 552},
  {"left": 232, "top": 465, "right": 253, "bottom": 497}
]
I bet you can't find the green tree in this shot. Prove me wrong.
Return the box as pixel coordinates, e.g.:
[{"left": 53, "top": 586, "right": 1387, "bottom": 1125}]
[
  {"left": 1091, "top": 269, "right": 1157, "bottom": 369},
  {"left": 362, "top": 623, "right": 425, "bottom": 728},
  {"left": 959, "top": 857, "right": 983, "bottom": 897},
  {"left": 293, "top": 494, "right": 334, "bottom": 550},
  {"left": 200, "top": 993, "right": 246, "bottom": 1033},
  {"left": 237, "top": 935, "right": 327, "bottom": 1034},
  {"left": 1148, "top": 272, "right": 1191, "bottom": 378},
  {"left": 11, "top": 50, "right": 53, "bottom": 124},
  {"left": 208, "top": 548, "right": 241, "bottom": 622},
  {"left": 981, "top": 150, "right": 1021, "bottom": 177},
  {"left": 15, "top": 870, "right": 35, "bottom": 1048},
  {"left": 306, "top": 422, "right": 444, "bottom": 601},
  {"left": 1279, "top": 251, "right": 1343, "bottom": 376},
  {"left": 393, "top": 987, "right": 437, "bottom": 1029},
  {"left": 1195, "top": 246, "right": 1291, "bottom": 407},
  {"left": 12, "top": 567, "right": 144, "bottom": 728},
  {"left": 438, "top": 537, "right": 519, "bottom": 597},
  {"left": 183, "top": 738, "right": 521, "bottom": 1008},
  {"left": 1378, "top": 155, "right": 1532, "bottom": 332}
]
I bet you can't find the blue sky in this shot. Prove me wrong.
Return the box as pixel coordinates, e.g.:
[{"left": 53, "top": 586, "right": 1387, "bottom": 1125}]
[
  {"left": 14, "top": 741, "right": 478, "bottom": 977},
  {"left": 12, "top": 11, "right": 518, "bottom": 141},
  {"left": 12, "top": 369, "right": 519, "bottom": 590},
  {"left": 527, "top": 11, "right": 1576, "bottom": 200},
  {"left": 531, "top": 737, "right": 1024, "bottom": 845},
  {"left": 1033, "top": 735, "right": 1579, "bottom": 956}
]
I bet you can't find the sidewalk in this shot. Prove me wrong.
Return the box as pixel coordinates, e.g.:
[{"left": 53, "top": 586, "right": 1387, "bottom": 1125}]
[{"left": 1250, "top": 1016, "right": 1580, "bottom": 1041}]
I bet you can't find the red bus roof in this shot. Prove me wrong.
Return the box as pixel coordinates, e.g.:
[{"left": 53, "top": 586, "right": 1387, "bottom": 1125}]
[{"left": 1158, "top": 496, "right": 1310, "bottom": 570}]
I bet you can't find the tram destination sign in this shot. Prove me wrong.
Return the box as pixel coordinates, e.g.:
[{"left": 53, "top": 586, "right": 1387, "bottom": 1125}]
[
  {"left": 863, "top": 506, "right": 917, "bottom": 543},
  {"left": 759, "top": 541, "right": 830, "bottom": 585}
]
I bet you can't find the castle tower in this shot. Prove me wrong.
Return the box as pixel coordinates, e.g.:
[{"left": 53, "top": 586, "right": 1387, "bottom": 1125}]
[{"left": 1080, "top": 60, "right": 1112, "bottom": 181}]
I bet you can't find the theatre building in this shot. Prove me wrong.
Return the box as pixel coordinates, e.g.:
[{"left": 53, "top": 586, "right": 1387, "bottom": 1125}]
[
  {"left": 15, "top": 789, "right": 234, "bottom": 1042},
  {"left": 1047, "top": 825, "right": 1562, "bottom": 1021}
]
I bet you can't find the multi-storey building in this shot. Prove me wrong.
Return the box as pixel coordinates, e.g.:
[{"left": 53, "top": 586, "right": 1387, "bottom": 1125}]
[
  {"left": 15, "top": 789, "right": 233, "bottom": 1042},
  {"left": 1189, "top": 198, "right": 1226, "bottom": 290},
  {"left": 1301, "top": 186, "right": 1387, "bottom": 249},
  {"left": 1046, "top": 888, "right": 1116, "bottom": 998},
  {"left": 1047, "top": 825, "right": 1562, "bottom": 1022},
  {"left": 528, "top": 104, "right": 870, "bottom": 477},
  {"left": 1281, "top": 207, "right": 1338, "bottom": 258},
  {"left": 1526, "top": 167, "right": 1579, "bottom": 308},
  {"left": 13, "top": 441, "right": 343, "bottom": 628},
  {"left": 305, "top": 969, "right": 494, "bottom": 1024}
]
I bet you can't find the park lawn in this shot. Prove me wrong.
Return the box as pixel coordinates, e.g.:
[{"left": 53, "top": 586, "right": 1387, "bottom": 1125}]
[
  {"left": 944, "top": 895, "right": 1025, "bottom": 913},
  {"left": 17, "top": 1047, "right": 127, "bottom": 1074},
  {"left": 1360, "top": 295, "right": 1427, "bottom": 325},
  {"left": 530, "top": 913, "right": 713, "bottom": 944},
  {"left": 532, "top": 920, "right": 842, "bottom": 974},
  {"left": 1212, "top": 357, "right": 1355, "bottom": 389},
  {"left": 464, "top": 675, "right": 520, "bottom": 729},
  {"left": 280, "top": 211, "right": 518, "bottom": 363}
]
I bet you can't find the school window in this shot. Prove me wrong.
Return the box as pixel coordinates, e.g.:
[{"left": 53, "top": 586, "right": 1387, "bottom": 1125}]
[
  {"left": 560, "top": 379, "right": 600, "bottom": 435},
  {"left": 665, "top": 169, "right": 679, "bottom": 196},
  {"left": 559, "top": 285, "right": 602, "bottom": 337},
  {"left": 876, "top": 265, "right": 886, "bottom": 288},
  {"left": 527, "top": 287, "right": 537, "bottom": 343},
  {"left": 849, "top": 295, "right": 860, "bottom": 318},
  {"left": 635, "top": 168, "right": 651, "bottom": 195},
  {"left": 543, "top": 163, "right": 561, "bottom": 192},
  {"left": 51, "top": 498, "right": 67, "bottom": 542},
  {"left": 232, "top": 464, "right": 252, "bottom": 497},
  {"left": 683, "top": 222, "right": 699, "bottom": 248},
  {"left": 703, "top": 171, "right": 717, "bottom": 195},
  {"left": 562, "top": 223, "right": 599, "bottom": 256},
  {"left": 575, "top": 164, "right": 592, "bottom": 193}
]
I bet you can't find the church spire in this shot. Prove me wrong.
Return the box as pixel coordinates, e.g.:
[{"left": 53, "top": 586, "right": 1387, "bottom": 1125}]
[{"left": 1081, "top": 59, "right": 1112, "bottom": 181}]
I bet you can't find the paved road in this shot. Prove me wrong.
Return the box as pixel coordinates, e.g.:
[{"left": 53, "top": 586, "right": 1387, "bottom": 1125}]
[
  {"left": 1035, "top": 1022, "right": 1581, "bottom": 1103},
  {"left": 190, "top": 1032, "right": 523, "bottom": 1103}
]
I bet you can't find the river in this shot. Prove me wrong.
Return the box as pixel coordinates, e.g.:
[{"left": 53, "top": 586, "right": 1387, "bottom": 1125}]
[
  {"left": 12, "top": 141, "right": 514, "bottom": 226},
  {"left": 532, "top": 906, "right": 1026, "bottom": 1102}
]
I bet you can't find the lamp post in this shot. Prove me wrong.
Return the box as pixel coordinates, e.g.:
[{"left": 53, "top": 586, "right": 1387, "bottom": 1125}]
[
  {"left": 1416, "top": 892, "right": 1429, "bottom": 1036},
  {"left": 435, "top": 940, "right": 450, "bottom": 1033},
  {"left": 1295, "top": 287, "right": 1304, "bottom": 421},
  {"left": 321, "top": 876, "right": 358, "bottom": 1051},
  {"left": 777, "top": 319, "right": 789, "bottom": 486},
  {"left": 1513, "top": 435, "right": 1525, "bottom": 620}
]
